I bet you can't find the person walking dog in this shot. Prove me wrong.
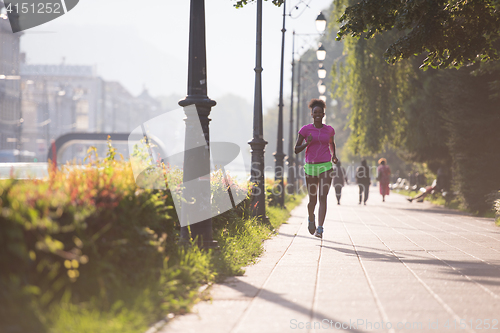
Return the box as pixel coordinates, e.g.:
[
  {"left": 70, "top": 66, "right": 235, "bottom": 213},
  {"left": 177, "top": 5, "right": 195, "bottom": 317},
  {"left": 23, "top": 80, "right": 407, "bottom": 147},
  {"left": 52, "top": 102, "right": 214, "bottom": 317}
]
[{"left": 295, "top": 98, "right": 338, "bottom": 238}]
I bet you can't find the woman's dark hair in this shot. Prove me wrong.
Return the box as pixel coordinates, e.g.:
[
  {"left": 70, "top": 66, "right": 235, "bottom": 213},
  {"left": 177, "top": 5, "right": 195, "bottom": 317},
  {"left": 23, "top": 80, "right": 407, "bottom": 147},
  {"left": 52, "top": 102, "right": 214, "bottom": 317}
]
[
  {"left": 308, "top": 98, "right": 326, "bottom": 110},
  {"left": 361, "top": 159, "right": 368, "bottom": 167}
]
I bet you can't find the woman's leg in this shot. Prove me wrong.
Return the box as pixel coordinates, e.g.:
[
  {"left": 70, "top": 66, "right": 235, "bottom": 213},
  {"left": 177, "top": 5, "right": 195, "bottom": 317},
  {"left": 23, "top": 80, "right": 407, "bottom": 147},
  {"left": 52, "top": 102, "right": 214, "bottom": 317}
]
[
  {"left": 305, "top": 174, "right": 319, "bottom": 222},
  {"left": 364, "top": 183, "right": 369, "bottom": 203},
  {"left": 358, "top": 184, "right": 363, "bottom": 204},
  {"left": 335, "top": 185, "right": 342, "bottom": 204},
  {"left": 408, "top": 190, "right": 428, "bottom": 203},
  {"left": 317, "top": 170, "right": 333, "bottom": 228}
]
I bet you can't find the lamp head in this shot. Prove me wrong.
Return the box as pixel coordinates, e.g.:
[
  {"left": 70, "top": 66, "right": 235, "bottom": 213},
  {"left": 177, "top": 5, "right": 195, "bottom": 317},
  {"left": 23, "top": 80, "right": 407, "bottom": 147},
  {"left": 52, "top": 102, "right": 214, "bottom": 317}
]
[
  {"left": 315, "top": 12, "right": 327, "bottom": 33},
  {"left": 316, "top": 43, "right": 326, "bottom": 61},
  {"left": 318, "top": 83, "right": 326, "bottom": 95},
  {"left": 318, "top": 64, "right": 327, "bottom": 79}
]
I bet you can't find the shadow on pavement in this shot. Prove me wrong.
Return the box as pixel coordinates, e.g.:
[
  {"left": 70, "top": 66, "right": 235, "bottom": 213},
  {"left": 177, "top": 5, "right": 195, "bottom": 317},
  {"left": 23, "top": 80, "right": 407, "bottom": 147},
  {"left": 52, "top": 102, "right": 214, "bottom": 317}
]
[
  {"left": 320, "top": 244, "right": 500, "bottom": 286},
  {"left": 383, "top": 205, "right": 473, "bottom": 217},
  {"left": 221, "top": 278, "right": 365, "bottom": 333}
]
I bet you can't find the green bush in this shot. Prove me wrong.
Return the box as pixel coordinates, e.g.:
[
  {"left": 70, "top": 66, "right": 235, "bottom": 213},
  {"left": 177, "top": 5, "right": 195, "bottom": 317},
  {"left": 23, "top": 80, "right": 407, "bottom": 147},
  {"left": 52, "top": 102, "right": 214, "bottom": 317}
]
[
  {"left": 0, "top": 149, "right": 180, "bottom": 332},
  {"left": 492, "top": 191, "right": 500, "bottom": 224},
  {"left": 443, "top": 69, "right": 500, "bottom": 214},
  {"left": 0, "top": 141, "right": 299, "bottom": 332}
]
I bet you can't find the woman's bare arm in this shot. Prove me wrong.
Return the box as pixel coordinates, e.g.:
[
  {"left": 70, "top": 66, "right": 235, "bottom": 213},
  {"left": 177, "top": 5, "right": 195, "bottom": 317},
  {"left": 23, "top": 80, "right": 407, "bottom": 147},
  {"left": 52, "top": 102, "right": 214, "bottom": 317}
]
[
  {"left": 295, "top": 134, "right": 311, "bottom": 154},
  {"left": 329, "top": 136, "right": 338, "bottom": 164}
]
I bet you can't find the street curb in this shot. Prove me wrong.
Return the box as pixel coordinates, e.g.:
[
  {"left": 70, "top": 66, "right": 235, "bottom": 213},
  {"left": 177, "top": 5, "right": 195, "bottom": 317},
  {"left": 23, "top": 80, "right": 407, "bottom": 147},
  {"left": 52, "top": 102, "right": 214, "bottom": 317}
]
[{"left": 143, "top": 284, "right": 211, "bottom": 333}]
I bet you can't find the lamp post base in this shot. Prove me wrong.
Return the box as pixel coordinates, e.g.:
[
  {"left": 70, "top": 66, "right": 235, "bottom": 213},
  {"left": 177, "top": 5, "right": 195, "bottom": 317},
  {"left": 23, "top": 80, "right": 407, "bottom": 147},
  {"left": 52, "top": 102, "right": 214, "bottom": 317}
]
[{"left": 179, "top": 226, "right": 219, "bottom": 250}]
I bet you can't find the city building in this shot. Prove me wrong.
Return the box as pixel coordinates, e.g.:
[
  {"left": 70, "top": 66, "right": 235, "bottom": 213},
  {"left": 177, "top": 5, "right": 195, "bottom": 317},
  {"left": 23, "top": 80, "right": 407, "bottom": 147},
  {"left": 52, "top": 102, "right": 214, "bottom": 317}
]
[
  {"left": 102, "top": 81, "right": 133, "bottom": 133},
  {"left": 0, "top": 4, "right": 163, "bottom": 163},
  {"left": 0, "top": 5, "right": 23, "bottom": 160},
  {"left": 19, "top": 62, "right": 163, "bottom": 162},
  {"left": 20, "top": 62, "right": 104, "bottom": 161}
]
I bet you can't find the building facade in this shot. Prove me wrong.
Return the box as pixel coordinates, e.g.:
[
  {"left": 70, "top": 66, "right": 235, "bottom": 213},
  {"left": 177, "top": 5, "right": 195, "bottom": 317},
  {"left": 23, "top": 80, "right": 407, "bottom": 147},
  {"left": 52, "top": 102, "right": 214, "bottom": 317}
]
[
  {"left": 20, "top": 63, "right": 162, "bottom": 162},
  {"left": 0, "top": 7, "right": 22, "bottom": 158},
  {"left": 20, "top": 63, "right": 104, "bottom": 161}
]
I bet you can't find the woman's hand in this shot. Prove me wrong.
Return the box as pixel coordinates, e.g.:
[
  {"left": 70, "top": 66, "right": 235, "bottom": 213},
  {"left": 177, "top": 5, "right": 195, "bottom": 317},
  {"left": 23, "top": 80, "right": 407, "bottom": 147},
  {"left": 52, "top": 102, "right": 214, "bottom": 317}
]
[
  {"left": 332, "top": 155, "right": 338, "bottom": 164},
  {"left": 306, "top": 134, "right": 313, "bottom": 145}
]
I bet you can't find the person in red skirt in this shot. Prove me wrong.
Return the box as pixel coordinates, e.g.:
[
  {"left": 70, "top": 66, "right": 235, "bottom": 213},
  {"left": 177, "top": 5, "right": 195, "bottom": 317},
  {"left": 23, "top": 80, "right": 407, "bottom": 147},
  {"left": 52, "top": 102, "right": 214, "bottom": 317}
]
[{"left": 377, "top": 158, "right": 391, "bottom": 202}]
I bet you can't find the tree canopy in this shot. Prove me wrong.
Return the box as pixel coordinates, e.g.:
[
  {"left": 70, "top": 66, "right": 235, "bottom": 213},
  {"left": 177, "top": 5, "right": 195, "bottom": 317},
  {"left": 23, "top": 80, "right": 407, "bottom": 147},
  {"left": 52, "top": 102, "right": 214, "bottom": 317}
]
[
  {"left": 336, "top": 0, "right": 500, "bottom": 69},
  {"left": 233, "top": 0, "right": 284, "bottom": 8},
  {"left": 331, "top": 0, "right": 500, "bottom": 213}
]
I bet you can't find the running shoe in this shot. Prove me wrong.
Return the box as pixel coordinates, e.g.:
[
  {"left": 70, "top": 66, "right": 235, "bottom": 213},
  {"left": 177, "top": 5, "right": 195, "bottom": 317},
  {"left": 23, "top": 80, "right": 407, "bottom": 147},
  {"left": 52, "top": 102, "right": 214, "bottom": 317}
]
[
  {"left": 308, "top": 214, "right": 316, "bottom": 235},
  {"left": 314, "top": 225, "right": 323, "bottom": 238}
]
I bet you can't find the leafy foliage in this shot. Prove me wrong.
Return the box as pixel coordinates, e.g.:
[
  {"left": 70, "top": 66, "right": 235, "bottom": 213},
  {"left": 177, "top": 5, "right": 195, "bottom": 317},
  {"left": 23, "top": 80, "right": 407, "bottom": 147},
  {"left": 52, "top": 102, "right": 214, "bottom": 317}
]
[
  {"left": 1, "top": 139, "right": 301, "bottom": 332},
  {"left": 332, "top": 27, "right": 414, "bottom": 155},
  {"left": 336, "top": 0, "right": 500, "bottom": 69},
  {"left": 233, "top": 0, "right": 284, "bottom": 8},
  {"left": 440, "top": 67, "right": 500, "bottom": 213},
  {"left": 0, "top": 147, "right": 177, "bottom": 332},
  {"left": 494, "top": 192, "right": 500, "bottom": 223},
  {"left": 331, "top": 0, "right": 500, "bottom": 214},
  {"left": 399, "top": 66, "right": 451, "bottom": 168}
]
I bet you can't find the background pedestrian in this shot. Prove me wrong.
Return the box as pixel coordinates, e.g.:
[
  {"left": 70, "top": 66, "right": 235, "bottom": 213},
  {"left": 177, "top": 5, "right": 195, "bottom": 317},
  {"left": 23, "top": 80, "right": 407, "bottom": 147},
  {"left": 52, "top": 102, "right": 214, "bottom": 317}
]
[
  {"left": 356, "top": 159, "right": 371, "bottom": 205},
  {"left": 333, "top": 161, "right": 348, "bottom": 205},
  {"left": 377, "top": 158, "right": 391, "bottom": 202}
]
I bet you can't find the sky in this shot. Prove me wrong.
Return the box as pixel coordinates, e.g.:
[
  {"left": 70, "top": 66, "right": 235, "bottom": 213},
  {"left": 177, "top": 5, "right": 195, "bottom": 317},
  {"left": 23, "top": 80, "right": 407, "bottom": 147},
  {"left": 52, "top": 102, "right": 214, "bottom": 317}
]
[{"left": 19, "top": 0, "right": 333, "bottom": 111}]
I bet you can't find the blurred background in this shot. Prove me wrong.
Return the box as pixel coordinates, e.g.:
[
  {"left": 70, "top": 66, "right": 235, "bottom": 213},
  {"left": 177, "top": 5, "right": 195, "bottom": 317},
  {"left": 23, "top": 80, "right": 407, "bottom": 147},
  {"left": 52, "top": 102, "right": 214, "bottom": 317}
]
[{"left": 0, "top": 0, "right": 332, "bottom": 165}]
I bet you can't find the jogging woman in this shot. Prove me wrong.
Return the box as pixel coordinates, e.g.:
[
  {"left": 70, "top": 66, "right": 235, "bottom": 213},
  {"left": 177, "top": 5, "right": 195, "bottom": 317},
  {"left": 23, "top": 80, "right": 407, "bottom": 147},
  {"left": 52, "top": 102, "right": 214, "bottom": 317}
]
[{"left": 294, "top": 98, "right": 338, "bottom": 238}]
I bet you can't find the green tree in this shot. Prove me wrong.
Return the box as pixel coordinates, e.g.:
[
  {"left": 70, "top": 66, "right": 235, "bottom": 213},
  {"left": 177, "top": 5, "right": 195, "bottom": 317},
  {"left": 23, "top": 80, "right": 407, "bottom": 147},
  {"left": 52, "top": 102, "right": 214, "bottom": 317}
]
[
  {"left": 335, "top": 0, "right": 500, "bottom": 70},
  {"left": 440, "top": 67, "right": 500, "bottom": 213},
  {"left": 400, "top": 63, "right": 451, "bottom": 169},
  {"left": 331, "top": 0, "right": 500, "bottom": 214},
  {"left": 332, "top": 27, "right": 414, "bottom": 155}
]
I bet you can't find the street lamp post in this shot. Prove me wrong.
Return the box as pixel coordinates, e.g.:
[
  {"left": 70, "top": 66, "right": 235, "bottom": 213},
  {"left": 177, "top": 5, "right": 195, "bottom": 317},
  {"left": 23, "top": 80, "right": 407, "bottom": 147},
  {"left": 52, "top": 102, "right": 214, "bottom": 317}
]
[
  {"left": 274, "top": 0, "right": 287, "bottom": 207},
  {"left": 289, "top": 12, "right": 326, "bottom": 191},
  {"left": 293, "top": 57, "right": 325, "bottom": 186},
  {"left": 287, "top": 31, "right": 296, "bottom": 194},
  {"left": 249, "top": 0, "right": 268, "bottom": 220},
  {"left": 296, "top": 57, "right": 302, "bottom": 141},
  {"left": 43, "top": 80, "right": 51, "bottom": 157},
  {"left": 178, "top": 0, "right": 217, "bottom": 249}
]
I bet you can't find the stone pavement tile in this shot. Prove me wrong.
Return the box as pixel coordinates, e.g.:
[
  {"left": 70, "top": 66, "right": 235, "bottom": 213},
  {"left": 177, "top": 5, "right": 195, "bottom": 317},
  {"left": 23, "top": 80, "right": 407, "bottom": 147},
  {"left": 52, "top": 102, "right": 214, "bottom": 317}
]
[
  {"left": 163, "top": 300, "right": 249, "bottom": 333},
  {"left": 314, "top": 256, "right": 382, "bottom": 324},
  {"left": 334, "top": 228, "right": 448, "bottom": 327},
  {"left": 160, "top": 200, "right": 308, "bottom": 333},
  {"left": 322, "top": 187, "right": 500, "bottom": 332},
  {"left": 371, "top": 208, "right": 500, "bottom": 266},
  {"left": 356, "top": 190, "right": 500, "bottom": 329},
  {"left": 232, "top": 226, "right": 323, "bottom": 332},
  {"left": 160, "top": 185, "right": 500, "bottom": 333}
]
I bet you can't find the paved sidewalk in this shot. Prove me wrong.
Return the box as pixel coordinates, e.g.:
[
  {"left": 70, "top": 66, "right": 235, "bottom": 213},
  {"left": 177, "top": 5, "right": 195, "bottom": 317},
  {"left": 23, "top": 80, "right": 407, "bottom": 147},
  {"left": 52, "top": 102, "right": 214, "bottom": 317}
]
[{"left": 160, "top": 185, "right": 500, "bottom": 333}]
